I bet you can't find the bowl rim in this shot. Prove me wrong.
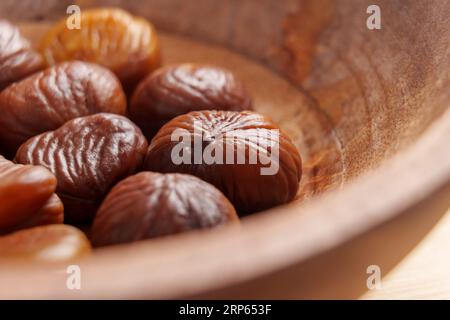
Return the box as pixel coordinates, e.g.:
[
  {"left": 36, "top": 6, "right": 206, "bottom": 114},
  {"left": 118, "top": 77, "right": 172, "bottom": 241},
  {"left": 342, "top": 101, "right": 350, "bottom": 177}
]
[{"left": 1, "top": 107, "right": 450, "bottom": 299}]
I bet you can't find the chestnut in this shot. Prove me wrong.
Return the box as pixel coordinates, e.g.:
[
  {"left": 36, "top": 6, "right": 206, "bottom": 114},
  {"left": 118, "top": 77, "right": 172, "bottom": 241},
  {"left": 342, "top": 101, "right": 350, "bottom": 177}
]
[
  {"left": 130, "top": 63, "right": 253, "bottom": 140},
  {"left": 91, "top": 172, "right": 238, "bottom": 246},
  {"left": 15, "top": 194, "right": 64, "bottom": 232},
  {"left": 0, "top": 61, "right": 126, "bottom": 158},
  {"left": 144, "top": 110, "right": 302, "bottom": 215},
  {"left": 0, "top": 20, "right": 44, "bottom": 91},
  {"left": 15, "top": 113, "right": 148, "bottom": 223},
  {"left": 0, "top": 225, "right": 91, "bottom": 263},
  {"left": 0, "top": 155, "right": 63, "bottom": 235},
  {"left": 40, "top": 8, "right": 161, "bottom": 93}
]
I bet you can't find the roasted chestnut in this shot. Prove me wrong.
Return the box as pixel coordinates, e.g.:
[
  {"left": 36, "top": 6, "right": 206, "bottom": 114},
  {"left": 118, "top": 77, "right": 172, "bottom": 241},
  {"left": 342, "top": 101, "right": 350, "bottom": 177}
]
[
  {"left": 15, "top": 113, "right": 148, "bottom": 223},
  {"left": 0, "top": 61, "right": 126, "bottom": 158},
  {"left": 130, "top": 63, "right": 253, "bottom": 139},
  {"left": 14, "top": 194, "right": 64, "bottom": 232},
  {"left": 0, "top": 155, "right": 63, "bottom": 235},
  {"left": 0, "top": 20, "right": 44, "bottom": 91},
  {"left": 0, "top": 225, "right": 91, "bottom": 263},
  {"left": 144, "top": 111, "right": 302, "bottom": 215},
  {"left": 91, "top": 172, "right": 238, "bottom": 246},
  {"left": 40, "top": 8, "right": 161, "bottom": 92}
]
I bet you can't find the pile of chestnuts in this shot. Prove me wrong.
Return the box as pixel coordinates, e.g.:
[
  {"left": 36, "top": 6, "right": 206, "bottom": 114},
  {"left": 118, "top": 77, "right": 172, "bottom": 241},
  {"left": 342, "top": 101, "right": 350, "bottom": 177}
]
[{"left": 0, "top": 8, "right": 302, "bottom": 263}]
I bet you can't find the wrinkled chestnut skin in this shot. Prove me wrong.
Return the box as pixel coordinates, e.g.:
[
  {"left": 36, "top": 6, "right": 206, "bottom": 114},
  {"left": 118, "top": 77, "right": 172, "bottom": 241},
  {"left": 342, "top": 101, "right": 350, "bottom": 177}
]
[
  {"left": 91, "top": 172, "right": 238, "bottom": 246},
  {"left": 144, "top": 111, "right": 302, "bottom": 215},
  {"left": 0, "top": 61, "right": 126, "bottom": 158},
  {"left": 0, "top": 20, "right": 44, "bottom": 91},
  {"left": 0, "top": 225, "right": 91, "bottom": 263},
  {"left": 15, "top": 113, "right": 148, "bottom": 223},
  {"left": 40, "top": 8, "right": 161, "bottom": 93},
  {"left": 130, "top": 64, "right": 253, "bottom": 139},
  {"left": 0, "top": 155, "right": 63, "bottom": 235}
]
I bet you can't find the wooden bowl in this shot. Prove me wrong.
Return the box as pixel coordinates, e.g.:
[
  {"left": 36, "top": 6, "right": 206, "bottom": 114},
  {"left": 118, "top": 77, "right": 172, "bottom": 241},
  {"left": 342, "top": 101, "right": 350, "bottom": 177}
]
[{"left": 0, "top": 0, "right": 449, "bottom": 299}]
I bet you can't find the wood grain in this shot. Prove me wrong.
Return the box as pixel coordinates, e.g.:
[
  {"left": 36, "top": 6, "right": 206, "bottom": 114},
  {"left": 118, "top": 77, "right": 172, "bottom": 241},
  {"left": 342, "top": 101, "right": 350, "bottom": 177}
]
[{"left": 0, "top": 0, "right": 448, "bottom": 299}]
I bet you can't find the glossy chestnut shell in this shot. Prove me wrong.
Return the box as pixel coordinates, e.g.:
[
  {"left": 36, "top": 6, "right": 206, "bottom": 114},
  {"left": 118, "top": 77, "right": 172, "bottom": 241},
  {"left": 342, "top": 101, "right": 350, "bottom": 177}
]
[
  {"left": 15, "top": 113, "right": 148, "bottom": 223},
  {"left": 0, "top": 155, "right": 63, "bottom": 234},
  {"left": 0, "top": 61, "right": 126, "bottom": 158},
  {"left": 144, "top": 110, "right": 302, "bottom": 215},
  {"left": 40, "top": 8, "right": 161, "bottom": 92},
  {"left": 91, "top": 172, "right": 238, "bottom": 246},
  {"left": 0, "top": 225, "right": 91, "bottom": 263},
  {"left": 130, "top": 63, "right": 253, "bottom": 139},
  {"left": 0, "top": 20, "right": 43, "bottom": 91}
]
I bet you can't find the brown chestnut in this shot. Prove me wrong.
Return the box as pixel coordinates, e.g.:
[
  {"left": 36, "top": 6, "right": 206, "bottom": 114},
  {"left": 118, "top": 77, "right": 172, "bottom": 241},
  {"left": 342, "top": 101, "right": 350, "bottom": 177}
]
[
  {"left": 15, "top": 113, "right": 148, "bottom": 223},
  {"left": 40, "top": 8, "right": 161, "bottom": 93},
  {"left": 13, "top": 194, "right": 64, "bottom": 232},
  {"left": 129, "top": 63, "right": 253, "bottom": 139},
  {"left": 0, "top": 155, "right": 63, "bottom": 235},
  {"left": 0, "top": 20, "right": 44, "bottom": 91},
  {"left": 0, "top": 61, "right": 126, "bottom": 158},
  {"left": 91, "top": 172, "right": 238, "bottom": 246},
  {"left": 0, "top": 225, "right": 91, "bottom": 263},
  {"left": 144, "top": 110, "right": 302, "bottom": 215}
]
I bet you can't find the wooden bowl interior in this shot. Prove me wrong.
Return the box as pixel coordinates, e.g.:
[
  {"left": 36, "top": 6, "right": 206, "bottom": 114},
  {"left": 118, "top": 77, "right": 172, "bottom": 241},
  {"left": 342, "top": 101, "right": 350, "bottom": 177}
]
[
  {"left": 0, "top": 0, "right": 449, "bottom": 299},
  {"left": 4, "top": 0, "right": 449, "bottom": 197},
  {"left": 115, "top": 0, "right": 449, "bottom": 181}
]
